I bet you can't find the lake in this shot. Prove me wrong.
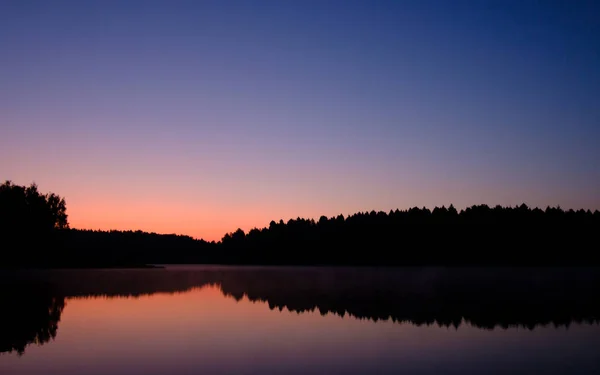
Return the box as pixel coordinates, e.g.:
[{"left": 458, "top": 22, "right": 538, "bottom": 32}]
[{"left": 1, "top": 266, "right": 599, "bottom": 375}]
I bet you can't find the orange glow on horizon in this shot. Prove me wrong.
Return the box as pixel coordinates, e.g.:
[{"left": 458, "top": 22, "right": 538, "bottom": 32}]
[{"left": 7, "top": 171, "right": 600, "bottom": 243}]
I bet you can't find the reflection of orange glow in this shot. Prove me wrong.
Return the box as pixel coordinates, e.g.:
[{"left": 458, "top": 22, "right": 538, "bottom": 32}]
[
  {"left": 58, "top": 285, "right": 503, "bottom": 355},
  {"left": 3, "top": 285, "right": 600, "bottom": 375},
  {"left": 62, "top": 285, "right": 354, "bottom": 338}
]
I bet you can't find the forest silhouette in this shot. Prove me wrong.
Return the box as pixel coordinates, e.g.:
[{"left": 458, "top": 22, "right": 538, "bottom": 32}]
[
  {"left": 2, "top": 266, "right": 600, "bottom": 355},
  {"left": 1, "top": 180, "right": 599, "bottom": 267}
]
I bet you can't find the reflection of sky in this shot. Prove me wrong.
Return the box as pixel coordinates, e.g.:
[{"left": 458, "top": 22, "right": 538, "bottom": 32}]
[
  {"left": 1, "top": 286, "right": 600, "bottom": 375},
  {"left": 1, "top": 1, "right": 599, "bottom": 240}
]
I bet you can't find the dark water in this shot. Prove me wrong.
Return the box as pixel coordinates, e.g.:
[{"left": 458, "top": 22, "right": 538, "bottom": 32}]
[{"left": 1, "top": 266, "right": 600, "bottom": 375}]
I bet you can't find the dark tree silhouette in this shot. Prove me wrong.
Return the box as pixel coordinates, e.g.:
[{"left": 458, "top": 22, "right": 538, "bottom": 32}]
[
  {"left": 62, "top": 229, "right": 215, "bottom": 267},
  {"left": 1, "top": 181, "right": 69, "bottom": 266},
  {"left": 2, "top": 179, "right": 599, "bottom": 267},
  {"left": 0, "top": 181, "right": 216, "bottom": 267},
  {"left": 0, "top": 181, "right": 68, "bottom": 232},
  {"left": 219, "top": 204, "right": 600, "bottom": 266}
]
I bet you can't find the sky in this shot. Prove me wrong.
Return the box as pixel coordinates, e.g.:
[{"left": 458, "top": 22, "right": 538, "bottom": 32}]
[{"left": 1, "top": 0, "right": 599, "bottom": 241}]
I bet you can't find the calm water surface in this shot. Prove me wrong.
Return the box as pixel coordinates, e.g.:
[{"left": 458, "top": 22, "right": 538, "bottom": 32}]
[{"left": 1, "top": 266, "right": 599, "bottom": 375}]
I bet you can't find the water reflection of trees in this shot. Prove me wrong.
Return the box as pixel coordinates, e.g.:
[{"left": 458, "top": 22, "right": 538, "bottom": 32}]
[
  {"left": 216, "top": 267, "right": 600, "bottom": 330},
  {"left": 0, "top": 283, "right": 65, "bottom": 355},
  {"left": 1, "top": 267, "right": 600, "bottom": 354}
]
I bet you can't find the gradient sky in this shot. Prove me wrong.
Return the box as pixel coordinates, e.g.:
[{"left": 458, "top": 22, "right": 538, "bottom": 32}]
[{"left": 1, "top": 0, "right": 599, "bottom": 241}]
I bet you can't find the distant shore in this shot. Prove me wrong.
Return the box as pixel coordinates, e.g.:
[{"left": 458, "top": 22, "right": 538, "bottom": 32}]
[
  {"left": 2, "top": 181, "right": 599, "bottom": 268},
  {"left": 0, "top": 264, "right": 165, "bottom": 270}
]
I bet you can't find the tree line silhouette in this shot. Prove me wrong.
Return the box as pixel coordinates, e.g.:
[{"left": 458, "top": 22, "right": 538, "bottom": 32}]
[
  {"left": 2, "top": 180, "right": 599, "bottom": 267},
  {"left": 216, "top": 267, "right": 600, "bottom": 330},
  {"left": 62, "top": 229, "right": 213, "bottom": 267},
  {"left": 221, "top": 204, "right": 600, "bottom": 265},
  {"left": 2, "top": 266, "right": 600, "bottom": 354},
  {"left": 0, "top": 181, "right": 214, "bottom": 267}
]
